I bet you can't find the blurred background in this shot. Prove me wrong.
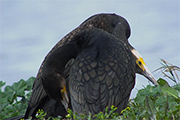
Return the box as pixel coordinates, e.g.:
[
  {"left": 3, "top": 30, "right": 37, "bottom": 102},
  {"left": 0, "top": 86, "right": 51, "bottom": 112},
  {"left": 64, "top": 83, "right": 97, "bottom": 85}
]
[{"left": 0, "top": 0, "right": 180, "bottom": 98}]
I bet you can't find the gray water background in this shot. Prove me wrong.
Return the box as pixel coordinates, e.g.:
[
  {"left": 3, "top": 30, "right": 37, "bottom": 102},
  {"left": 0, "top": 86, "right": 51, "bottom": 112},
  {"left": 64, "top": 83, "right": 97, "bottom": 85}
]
[{"left": 0, "top": 1, "right": 180, "bottom": 98}]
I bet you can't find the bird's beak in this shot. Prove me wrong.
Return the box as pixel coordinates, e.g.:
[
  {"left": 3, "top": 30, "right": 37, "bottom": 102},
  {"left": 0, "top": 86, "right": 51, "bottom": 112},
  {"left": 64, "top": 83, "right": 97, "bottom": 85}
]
[
  {"left": 131, "top": 49, "right": 158, "bottom": 86},
  {"left": 142, "top": 65, "right": 158, "bottom": 86}
]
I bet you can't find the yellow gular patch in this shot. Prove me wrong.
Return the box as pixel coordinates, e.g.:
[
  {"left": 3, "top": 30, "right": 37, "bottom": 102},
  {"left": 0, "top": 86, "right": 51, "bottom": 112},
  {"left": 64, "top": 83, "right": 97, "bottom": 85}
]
[
  {"left": 61, "top": 85, "right": 67, "bottom": 100},
  {"left": 136, "top": 57, "right": 146, "bottom": 71}
]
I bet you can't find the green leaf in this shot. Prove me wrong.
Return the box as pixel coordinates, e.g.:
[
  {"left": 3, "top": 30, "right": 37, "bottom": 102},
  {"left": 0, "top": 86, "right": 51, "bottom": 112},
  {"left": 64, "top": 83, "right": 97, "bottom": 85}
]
[
  {"left": 3, "top": 86, "right": 15, "bottom": 102},
  {"left": 175, "top": 104, "right": 180, "bottom": 110},
  {"left": 26, "top": 77, "right": 35, "bottom": 91},
  {"left": 169, "top": 101, "right": 179, "bottom": 112},
  {"left": 11, "top": 79, "right": 27, "bottom": 97},
  {"left": 161, "top": 87, "right": 179, "bottom": 99},
  {"left": 145, "top": 96, "right": 156, "bottom": 115},
  {"left": 156, "top": 96, "right": 166, "bottom": 107},
  {"left": 157, "top": 78, "right": 170, "bottom": 87},
  {"left": 135, "top": 94, "right": 146, "bottom": 104},
  {"left": 4, "top": 85, "right": 14, "bottom": 93},
  {"left": 0, "top": 81, "right": 6, "bottom": 91},
  {"left": 156, "top": 111, "right": 161, "bottom": 120},
  {"left": 13, "top": 102, "right": 27, "bottom": 114},
  {"left": 173, "top": 84, "right": 180, "bottom": 91}
]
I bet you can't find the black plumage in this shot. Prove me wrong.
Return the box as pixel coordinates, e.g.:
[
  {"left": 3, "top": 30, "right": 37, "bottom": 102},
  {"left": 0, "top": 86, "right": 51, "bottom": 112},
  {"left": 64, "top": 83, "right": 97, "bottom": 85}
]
[
  {"left": 19, "top": 13, "right": 158, "bottom": 119},
  {"left": 68, "top": 28, "right": 136, "bottom": 114}
]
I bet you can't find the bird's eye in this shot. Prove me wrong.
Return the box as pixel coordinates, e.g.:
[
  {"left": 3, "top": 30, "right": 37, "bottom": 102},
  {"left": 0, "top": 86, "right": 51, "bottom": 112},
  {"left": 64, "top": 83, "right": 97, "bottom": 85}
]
[
  {"left": 136, "top": 58, "right": 145, "bottom": 71},
  {"left": 138, "top": 61, "right": 142, "bottom": 65}
]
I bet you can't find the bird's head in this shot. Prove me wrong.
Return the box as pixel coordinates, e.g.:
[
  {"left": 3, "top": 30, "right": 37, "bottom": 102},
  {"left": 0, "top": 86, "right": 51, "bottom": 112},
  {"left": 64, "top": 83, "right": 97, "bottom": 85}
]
[
  {"left": 131, "top": 49, "right": 158, "bottom": 86},
  {"left": 107, "top": 13, "right": 158, "bottom": 86},
  {"left": 81, "top": 13, "right": 131, "bottom": 41}
]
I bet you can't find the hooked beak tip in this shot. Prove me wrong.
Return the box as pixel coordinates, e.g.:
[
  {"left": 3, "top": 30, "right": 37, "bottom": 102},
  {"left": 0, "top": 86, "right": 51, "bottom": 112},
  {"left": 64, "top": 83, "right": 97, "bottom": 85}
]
[
  {"left": 149, "top": 75, "right": 158, "bottom": 86},
  {"left": 143, "top": 70, "right": 158, "bottom": 86}
]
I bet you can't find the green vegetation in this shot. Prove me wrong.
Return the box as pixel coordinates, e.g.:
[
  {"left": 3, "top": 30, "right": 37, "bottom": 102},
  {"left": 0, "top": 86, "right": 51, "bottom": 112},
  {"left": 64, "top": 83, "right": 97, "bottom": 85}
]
[
  {"left": 0, "top": 59, "right": 179, "bottom": 119},
  {"left": 120, "top": 80, "right": 180, "bottom": 120},
  {"left": 0, "top": 77, "right": 35, "bottom": 119}
]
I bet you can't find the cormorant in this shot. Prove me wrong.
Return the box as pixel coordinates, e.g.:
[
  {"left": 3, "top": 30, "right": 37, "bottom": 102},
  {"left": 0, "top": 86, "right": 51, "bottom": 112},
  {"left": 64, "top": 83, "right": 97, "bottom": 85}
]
[{"left": 11, "top": 13, "right": 159, "bottom": 119}]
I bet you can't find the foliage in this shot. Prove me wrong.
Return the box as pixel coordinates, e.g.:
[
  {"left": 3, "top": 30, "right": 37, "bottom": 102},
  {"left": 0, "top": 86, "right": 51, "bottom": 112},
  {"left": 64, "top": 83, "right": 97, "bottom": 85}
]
[
  {"left": 34, "top": 105, "right": 120, "bottom": 120},
  {"left": 0, "top": 77, "right": 35, "bottom": 119},
  {"left": 120, "top": 80, "right": 180, "bottom": 120},
  {"left": 63, "top": 105, "right": 119, "bottom": 120},
  {"left": 119, "top": 59, "right": 180, "bottom": 120},
  {"left": 0, "top": 59, "right": 179, "bottom": 119},
  {"left": 35, "top": 109, "right": 62, "bottom": 120}
]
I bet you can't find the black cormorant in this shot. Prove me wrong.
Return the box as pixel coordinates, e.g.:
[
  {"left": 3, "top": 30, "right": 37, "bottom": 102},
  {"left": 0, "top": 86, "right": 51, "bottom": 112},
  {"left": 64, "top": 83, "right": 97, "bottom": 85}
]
[{"left": 23, "top": 13, "right": 158, "bottom": 119}]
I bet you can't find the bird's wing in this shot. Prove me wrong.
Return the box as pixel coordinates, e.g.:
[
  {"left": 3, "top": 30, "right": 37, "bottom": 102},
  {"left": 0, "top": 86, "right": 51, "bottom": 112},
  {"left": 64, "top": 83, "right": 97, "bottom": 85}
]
[
  {"left": 68, "top": 28, "right": 136, "bottom": 115},
  {"left": 24, "top": 26, "right": 86, "bottom": 118}
]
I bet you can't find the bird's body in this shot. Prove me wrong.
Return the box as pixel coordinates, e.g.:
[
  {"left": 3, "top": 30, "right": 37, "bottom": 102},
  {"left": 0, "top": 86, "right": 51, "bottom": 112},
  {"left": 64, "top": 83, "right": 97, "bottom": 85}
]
[
  {"left": 21, "top": 13, "right": 158, "bottom": 119},
  {"left": 68, "top": 29, "right": 136, "bottom": 114}
]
